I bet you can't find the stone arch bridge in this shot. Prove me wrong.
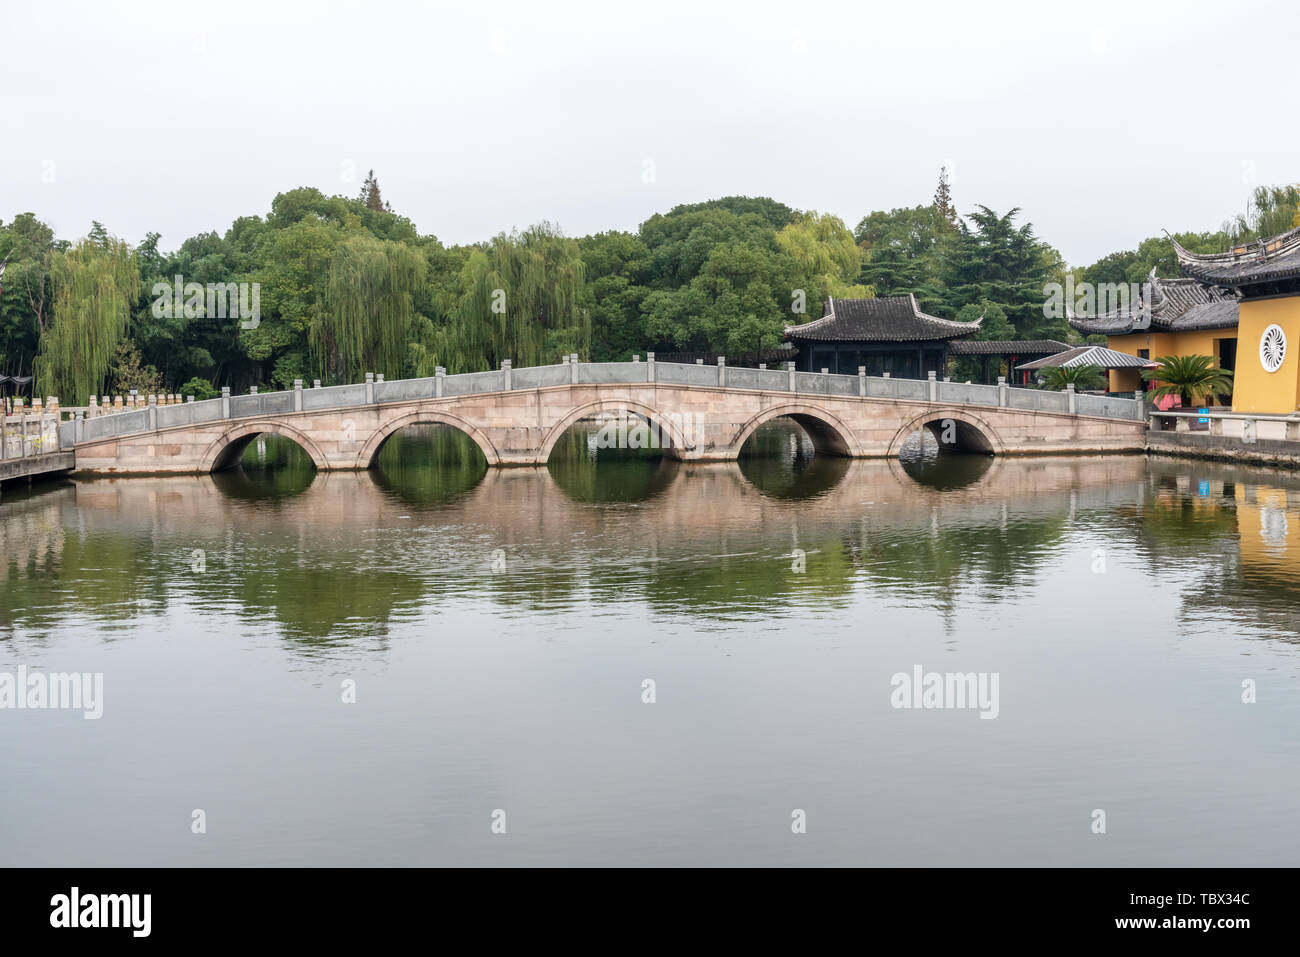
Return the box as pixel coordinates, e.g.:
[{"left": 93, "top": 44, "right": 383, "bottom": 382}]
[{"left": 64, "top": 358, "right": 1146, "bottom": 474}]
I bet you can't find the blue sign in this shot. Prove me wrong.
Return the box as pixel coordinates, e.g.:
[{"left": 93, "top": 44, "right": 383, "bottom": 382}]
[{"left": 1198, "top": 407, "right": 1209, "bottom": 424}]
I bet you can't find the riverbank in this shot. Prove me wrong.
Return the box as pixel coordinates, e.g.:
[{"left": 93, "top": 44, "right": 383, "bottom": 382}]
[{"left": 1146, "top": 430, "right": 1300, "bottom": 469}]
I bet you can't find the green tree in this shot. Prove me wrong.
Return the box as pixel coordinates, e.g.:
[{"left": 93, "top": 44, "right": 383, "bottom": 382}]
[
  {"left": 359, "top": 170, "right": 392, "bottom": 213},
  {"left": 179, "top": 376, "right": 219, "bottom": 400},
  {"left": 1225, "top": 184, "right": 1300, "bottom": 242},
  {"left": 313, "top": 234, "right": 427, "bottom": 382},
  {"left": 776, "top": 211, "right": 872, "bottom": 311},
  {"left": 0, "top": 213, "right": 62, "bottom": 377},
  {"left": 443, "top": 223, "right": 587, "bottom": 371},
  {"left": 579, "top": 231, "right": 650, "bottom": 361},
  {"left": 109, "top": 339, "right": 164, "bottom": 395},
  {"left": 932, "top": 166, "right": 957, "bottom": 229},
  {"left": 938, "top": 206, "right": 1064, "bottom": 339},
  {"left": 35, "top": 228, "right": 139, "bottom": 403}
]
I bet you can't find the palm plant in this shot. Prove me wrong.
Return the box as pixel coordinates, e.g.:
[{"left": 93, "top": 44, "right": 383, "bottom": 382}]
[
  {"left": 1038, "top": 364, "right": 1104, "bottom": 392},
  {"left": 1141, "top": 355, "right": 1233, "bottom": 407}
]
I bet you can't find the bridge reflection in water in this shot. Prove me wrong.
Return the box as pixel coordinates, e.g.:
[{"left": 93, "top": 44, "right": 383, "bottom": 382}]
[{"left": 7, "top": 427, "right": 1300, "bottom": 649}]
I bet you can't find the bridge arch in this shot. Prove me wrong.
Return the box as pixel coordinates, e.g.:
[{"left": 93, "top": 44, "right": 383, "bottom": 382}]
[
  {"left": 727, "top": 404, "right": 862, "bottom": 459},
  {"left": 536, "top": 399, "right": 690, "bottom": 465},
  {"left": 356, "top": 408, "right": 501, "bottom": 468},
  {"left": 886, "top": 408, "right": 1004, "bottom": 457},
  {"left": 201, "top": 421, "right": 330, "bottom": 473}
]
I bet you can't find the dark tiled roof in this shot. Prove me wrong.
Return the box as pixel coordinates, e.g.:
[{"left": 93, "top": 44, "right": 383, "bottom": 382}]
[
  {"left": 1173, "top": 226, "right": 1300, "bottom": 287},
  {"left": 1067, "top": 273, "right": 1238, "bottom": 336},
  {"left": 948, "top": 339, "right": 1070, "bottom": 356},
  {"left": 656, "top": 345, "right": 797, "bottom": 365},
  {"left": 784, "top": 295, "right": 981, "bottom": 343}
]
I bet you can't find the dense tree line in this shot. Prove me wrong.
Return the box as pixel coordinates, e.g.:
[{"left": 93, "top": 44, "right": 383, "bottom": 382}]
[{"left": 1, "top": 172, "right": 1295, "bottom": 404}]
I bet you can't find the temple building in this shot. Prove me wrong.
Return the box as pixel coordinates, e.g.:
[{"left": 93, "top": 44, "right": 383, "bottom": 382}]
[
  {"left": 1173, "top": 227, "right": 1300, "bottom": 415},
  {"left": 784, "top": 295, "right": 983, "bottom": 377},
  {"left": 1068, "top": 272, "right": 1239, "bottom": 400}
]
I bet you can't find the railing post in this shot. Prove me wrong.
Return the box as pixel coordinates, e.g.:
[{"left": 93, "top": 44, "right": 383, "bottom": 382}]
[
  {"left": 820, "top": 368, "right": 830, "bottom": 394},
  {"left": 1066, "top": 382, "right": 1076, "bottom": 415},
  {"left": 502, "top": 359, "right": 512, "bottom": 391},
  {"left": 435, "top": 367, "right": 445, "bottom": 398},
  {"left": 221, "top": 386, "right": 231, "bottom": 418},
  {"left": 717, "top": 356, "right": 726, "bottom": 388},
  {"left": 646, "top": 351, "right": 655, "bottom": 383},
  {"left": 570, "top": 353, "right": 579, "bottom": 385},
  {"left": 313, "top": 379, "right": 321, "bottom": 389},
  {"left": 74, "top": 410, "right": 84, "bottom": 444},
  {"left": 1212, "top": 416, "right": 1225, "bottom": 436},
  {"left": 1148, "top": 413, "right": 1161, "bottom": 431},
  {"left": 1175, "top": 415, "right": 1190, "bottom": 433},
  {"left": 148, "top": 393, "right": 158, "bottom": 432},
  {"left": 787, "top": 361, "right": 796, "bottom": 392},
  {"left": 858, "top": 366, "right": 866, "bottom": 397},
  {"left": 365, "top": 372, "right": 374, "bottom": 404},
  {"left": 293, "top": 379, "right": 303, "bottom": 411},
  {"left": 1133, "top": 390, "right": 1144, "bottom": 420},
  {"left": 997, "top": 376, "right": 1008, "bottom": 407},
  {"left": 249, "top": 386, "right": 257, "bottom": 395},
  {"left": 928, "top": 370, "right": 937, "bottom": 403}
]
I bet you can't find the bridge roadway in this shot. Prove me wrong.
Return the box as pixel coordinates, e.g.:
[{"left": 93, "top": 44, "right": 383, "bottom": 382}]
[{"left": 61, "top": 358, "right": 1148, "bottom": 474}]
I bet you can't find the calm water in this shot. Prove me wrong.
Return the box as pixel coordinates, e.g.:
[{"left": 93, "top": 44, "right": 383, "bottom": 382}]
[{"left": 2, "top": 422, "right": 1299, "bottom": 866}]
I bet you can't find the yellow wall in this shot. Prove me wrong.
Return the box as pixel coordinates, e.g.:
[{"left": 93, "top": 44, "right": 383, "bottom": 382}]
[
  {"left": 1105, "top": 329, "right": 1233, "bottom": 401},
  {"left": 1232, "top": 298, "right": 1300, "bottom": 414},
  {"left": 1235, "top": 484, "right": 1299, "bottom": 574}
]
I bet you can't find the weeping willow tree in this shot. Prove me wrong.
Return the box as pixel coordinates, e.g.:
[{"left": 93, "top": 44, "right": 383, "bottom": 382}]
[
  {"left": 34, "top": 233, "right": 139, "bottom": 404},
  {"left": 777, "top": 211, "right": 873, "bottom": 308},
  {"left": 1225, "top": 184, "right": 1300, "bottom": 242},
  {"left": 313, "top": 234, "right": 427, "bottom": 383},
  {"left": 442, "top": 222, "right": 587, "bottom": 372}
]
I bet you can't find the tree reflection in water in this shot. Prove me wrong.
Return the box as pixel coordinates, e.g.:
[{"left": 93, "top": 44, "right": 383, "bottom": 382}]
[
  {"left": 370, "top": 424, "right": 488, "bottom": 509},
  {"left": 736, "top": 419, "right": 850, "bottom": 500},
  {"left": 210, "top": 434, "right": 316, "bottom": 502},
  {"left": 545, "top": 420, "right": 680, "bottom": 504}
]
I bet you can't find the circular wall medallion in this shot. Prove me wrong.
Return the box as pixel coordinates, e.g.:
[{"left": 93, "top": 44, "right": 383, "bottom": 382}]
[{"left": 1260, "top": 324, "right": 1287, "bottom": 373}]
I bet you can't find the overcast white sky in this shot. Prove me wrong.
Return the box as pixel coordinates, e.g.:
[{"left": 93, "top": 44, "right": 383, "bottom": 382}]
[{"left": 3, "top": 0, "right": 1297, "bottom": 265}]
